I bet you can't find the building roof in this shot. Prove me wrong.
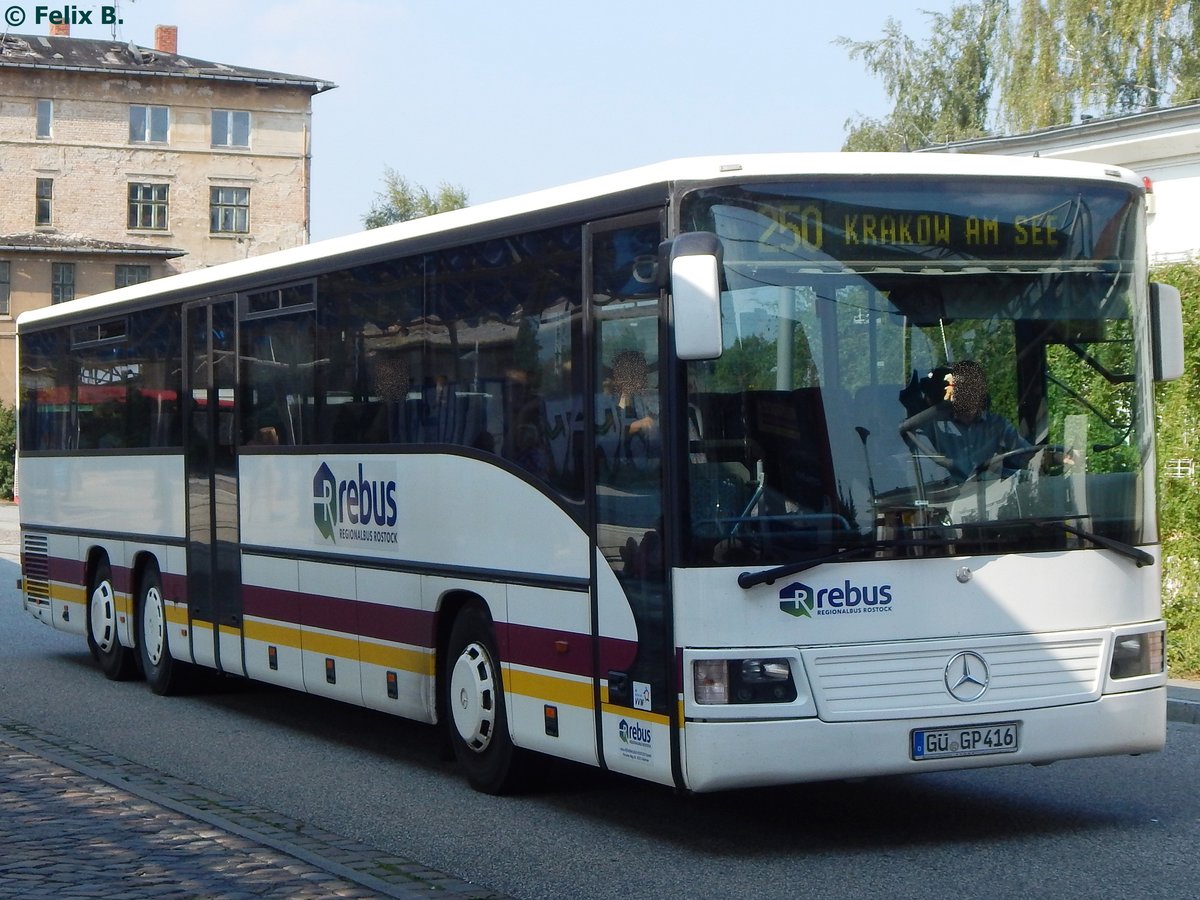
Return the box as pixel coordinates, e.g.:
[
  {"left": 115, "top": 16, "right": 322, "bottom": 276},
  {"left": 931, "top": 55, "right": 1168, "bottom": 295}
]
[
  {"left": 0, "top": 32, "right": 335, "bottom": 93},
  {"left": 0, "top": 232, "right": 185, "bottom": 257},
  {"left": 920, "top": 101, "right": 1200, "bottom": 167}
]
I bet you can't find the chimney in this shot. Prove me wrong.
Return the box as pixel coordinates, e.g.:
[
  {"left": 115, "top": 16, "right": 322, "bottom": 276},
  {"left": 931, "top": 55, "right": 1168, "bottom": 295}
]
[
  {"left": 154, "top": 25, "right": 178, "bottom": 54},
  {"left": 49, "top": 22, "right": 70, "bottom": 37}
]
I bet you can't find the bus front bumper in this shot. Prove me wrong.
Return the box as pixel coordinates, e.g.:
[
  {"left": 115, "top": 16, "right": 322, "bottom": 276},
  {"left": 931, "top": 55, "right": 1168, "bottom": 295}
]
[{"left": 680, "top": 687, "right": 1166, "bottom": 792}]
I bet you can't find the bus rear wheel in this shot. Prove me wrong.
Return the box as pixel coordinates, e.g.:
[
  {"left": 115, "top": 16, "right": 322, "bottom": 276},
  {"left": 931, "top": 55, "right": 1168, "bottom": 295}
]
[
  {"left": 137, "top": 567, "right": 192, "bottom": 695},
  {"left": 87, "top": 561, "right": 137, "bottom": 681},
  {"left": 444, "top": 604, "right": 532, "bottom": 794}
]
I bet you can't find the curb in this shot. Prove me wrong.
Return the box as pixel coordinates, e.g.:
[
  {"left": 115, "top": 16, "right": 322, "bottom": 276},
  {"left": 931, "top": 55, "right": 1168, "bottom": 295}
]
[{"left": 1167, "top": 680, "right": 1200, "bottom": 725}]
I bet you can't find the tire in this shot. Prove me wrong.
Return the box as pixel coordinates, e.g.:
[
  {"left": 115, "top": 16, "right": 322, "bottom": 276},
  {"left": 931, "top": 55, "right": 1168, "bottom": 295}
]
[
  {"left": 137, "top": 567, "right": 192, "bottom": 695},
  {"left": 444, "top": 604, "right": 532, "bottom": 794},
  {"left": 87, "top": 560, "right": 138, "bottom": 681}
]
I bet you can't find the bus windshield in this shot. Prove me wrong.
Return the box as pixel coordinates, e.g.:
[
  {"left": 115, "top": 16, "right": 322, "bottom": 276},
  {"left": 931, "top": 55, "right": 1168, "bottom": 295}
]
[{"left": 678, "top": 177, "right": 1151, "bottom": 567}]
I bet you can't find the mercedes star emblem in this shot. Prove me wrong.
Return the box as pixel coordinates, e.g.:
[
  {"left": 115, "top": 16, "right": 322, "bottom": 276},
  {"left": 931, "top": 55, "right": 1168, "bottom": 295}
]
[{"left": 945, "top": 650, "right": 990, "bottom": 702}]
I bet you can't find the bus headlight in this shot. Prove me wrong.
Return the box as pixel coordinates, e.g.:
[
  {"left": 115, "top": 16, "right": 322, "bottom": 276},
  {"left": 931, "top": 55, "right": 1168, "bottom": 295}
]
[
  {"left": 693, "top": 657, "right": 797, "bottom": 704},
  {"left": 1109, "top": 630, "right": 1164, "bottom": 680}
]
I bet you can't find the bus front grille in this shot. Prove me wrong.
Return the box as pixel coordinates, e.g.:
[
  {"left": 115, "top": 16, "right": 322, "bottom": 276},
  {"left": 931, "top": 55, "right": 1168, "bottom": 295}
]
[{"left": 803, "top": 634, "right": 1107, "bottom": 721}]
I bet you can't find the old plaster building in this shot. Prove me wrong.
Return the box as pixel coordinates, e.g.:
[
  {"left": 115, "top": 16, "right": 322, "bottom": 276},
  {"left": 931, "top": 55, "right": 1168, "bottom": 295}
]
[{"left": 0, "top": 24, "right": 334, "bottom": 401}]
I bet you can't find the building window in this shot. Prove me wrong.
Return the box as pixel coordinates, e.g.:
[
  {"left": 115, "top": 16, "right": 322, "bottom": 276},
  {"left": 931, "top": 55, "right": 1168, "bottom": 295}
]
[
  {"left": 1166, "top": 458, "right": 1195, "bottom": 480},
  {"left": 52, "top": 262, "right": 75, "bottom": 304},
  {"left": 128, "top": 183, "right": 169, "bottom": 230},
  {"left": 210, "top": 186, "right": 250, "bottom": 234},
  {"left": 129, "top": 105, "right": 169, "bottom": 143},
  {"left": 36, "top": 99, "right": 52, "bottom": 139},
  {"left": 36, "top": 178, "right": 53, "bottom": 226},
  {"left": 0, "top": 261, "right": 10, "bottom": 316},
  {"left": 116, "top": 264, "right": 151, "bottom": 288},
  {"left": 212, "top": 110, "right": 250, "bottom": 147}
]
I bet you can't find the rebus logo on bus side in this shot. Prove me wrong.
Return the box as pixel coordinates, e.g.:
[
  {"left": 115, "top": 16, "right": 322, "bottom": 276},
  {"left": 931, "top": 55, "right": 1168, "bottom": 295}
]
[
  {"left": 779, "top": 581, "right": 894, "bottom": 618},
  {"left": 313, "top": 461, "right": 399, "bottom": 545},
  {"left": 618, "top": 719, "right": 652, "bottom": 747}
]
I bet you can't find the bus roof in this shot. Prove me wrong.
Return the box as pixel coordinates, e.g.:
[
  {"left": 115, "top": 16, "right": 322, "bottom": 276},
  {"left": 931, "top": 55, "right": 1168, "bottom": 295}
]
[{"left": 17, "top": 152, "right": 1143, "bottom": 331}]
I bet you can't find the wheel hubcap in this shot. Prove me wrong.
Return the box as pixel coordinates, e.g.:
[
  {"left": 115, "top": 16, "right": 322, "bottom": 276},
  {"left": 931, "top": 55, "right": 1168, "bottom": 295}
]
[
  {"left": 142, "top": 586, "right": 165, "bottom": 666},
  {"left": 90, "top": 580, "right": 116, "bottom": 652},
  {"left": 449, "top": 642, "right": 496, "bottom": 752}
]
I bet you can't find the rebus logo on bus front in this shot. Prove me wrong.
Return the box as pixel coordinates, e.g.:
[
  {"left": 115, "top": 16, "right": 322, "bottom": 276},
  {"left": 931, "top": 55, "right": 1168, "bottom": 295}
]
[
  {"left": 779, "top": 580, "right": 894, "bottom": 619},
  {"left": 313, "top": 461, "right": 400, "bottom": 546}
]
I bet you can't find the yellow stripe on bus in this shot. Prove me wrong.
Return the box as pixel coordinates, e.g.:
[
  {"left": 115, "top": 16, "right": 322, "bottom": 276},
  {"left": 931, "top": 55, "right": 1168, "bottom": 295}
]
[
  {"left": 243, "top": 619, "right": 433, "bottom": 676},
  {"left": 359, "top": 640, "right": 435, "bottom": 676},
  {"left": 504, "top": 666, "right": 594, "bottom": 710},
  {"left": 243, "top": 618, "right": 299, "bottom": 647},
  {"left": 55, "top": 583, "right": 86, "bottom": 606},
  {"left": 243, "top": 620, "right": 356, "bottom": 659},
  {"left": 297, "top": 630, "right": 359, "bottom": 660}
]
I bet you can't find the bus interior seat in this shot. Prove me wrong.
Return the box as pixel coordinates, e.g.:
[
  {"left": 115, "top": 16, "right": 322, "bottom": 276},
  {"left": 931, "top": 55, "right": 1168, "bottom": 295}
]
[{"left": 743, "top": 389, "right": 837, "bottom": 516}]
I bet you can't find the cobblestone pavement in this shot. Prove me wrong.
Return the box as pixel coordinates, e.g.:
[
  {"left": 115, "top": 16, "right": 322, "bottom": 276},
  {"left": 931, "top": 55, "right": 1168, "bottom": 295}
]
[{"left": 0, "top": 717, "right": 504, "bottom": 899}]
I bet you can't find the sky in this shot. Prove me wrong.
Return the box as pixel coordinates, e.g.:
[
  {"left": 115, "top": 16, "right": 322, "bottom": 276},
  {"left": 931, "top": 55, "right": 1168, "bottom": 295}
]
[{"left": 30, "top": 0, "right": 956, "bottom": 241}]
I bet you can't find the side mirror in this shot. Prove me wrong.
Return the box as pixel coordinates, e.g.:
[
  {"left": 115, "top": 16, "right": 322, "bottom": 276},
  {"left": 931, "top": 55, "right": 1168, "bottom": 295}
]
[
  {"left": 664, "top": 233, "right": 723, "bottom": 361},
  {"left": 1150, "top": 282, "right": 1184, "bottom": 382}
]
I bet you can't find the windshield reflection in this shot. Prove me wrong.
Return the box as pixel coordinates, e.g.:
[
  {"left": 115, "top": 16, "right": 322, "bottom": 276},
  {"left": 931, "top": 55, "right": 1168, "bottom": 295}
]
[{"left": 679, "top": 179, "right": 1151, "bottom": 567}]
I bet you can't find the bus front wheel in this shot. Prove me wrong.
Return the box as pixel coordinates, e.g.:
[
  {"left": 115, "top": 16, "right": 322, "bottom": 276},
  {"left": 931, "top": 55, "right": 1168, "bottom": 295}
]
[
  {"left": 444, "top": 604, "right": 532, "bottom": 794},
  {"left": 87, "top": 561, "right": 137, "bottom": 681},
  {"left": 137, "top": 567, "right": 192, "bottom": 695}
]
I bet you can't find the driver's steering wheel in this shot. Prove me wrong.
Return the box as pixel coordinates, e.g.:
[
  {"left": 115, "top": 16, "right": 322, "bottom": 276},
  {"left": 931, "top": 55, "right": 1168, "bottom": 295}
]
[{"left": 970, "top": 444, "right": 1066, "bottom": 480}]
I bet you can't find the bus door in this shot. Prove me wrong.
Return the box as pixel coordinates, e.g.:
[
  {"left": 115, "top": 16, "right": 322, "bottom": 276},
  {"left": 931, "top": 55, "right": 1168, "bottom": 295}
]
[
  {"left": 588, "top": 214, "right": 677, "bottom": 786},
  {"left": 184, "top": 298, "right": 243, "bottom": 673}
]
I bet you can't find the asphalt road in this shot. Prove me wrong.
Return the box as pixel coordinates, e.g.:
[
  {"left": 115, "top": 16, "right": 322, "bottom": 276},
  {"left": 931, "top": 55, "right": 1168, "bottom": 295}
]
[{"left": 2, "top": 513, "right": 1197, "bottom": 899}]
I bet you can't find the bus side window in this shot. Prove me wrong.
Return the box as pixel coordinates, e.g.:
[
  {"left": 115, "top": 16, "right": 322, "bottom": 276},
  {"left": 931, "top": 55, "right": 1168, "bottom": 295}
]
[{"left": 240, "top": 310, "right": 317, "bottom": 446}]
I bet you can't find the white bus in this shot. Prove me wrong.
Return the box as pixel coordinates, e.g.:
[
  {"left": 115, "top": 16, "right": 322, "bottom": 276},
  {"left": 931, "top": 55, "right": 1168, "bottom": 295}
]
[{"left": 17, "top": 154, "right": 1184, "bottom": 793}]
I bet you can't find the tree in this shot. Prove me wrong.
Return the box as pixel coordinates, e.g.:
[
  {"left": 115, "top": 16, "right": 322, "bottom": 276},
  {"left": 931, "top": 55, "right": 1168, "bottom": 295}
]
[
  {"left": 1173, "top": 2, "right": 1200, "bottom": 103},
  {"left": 839, "top": 1, "right": 1003, "bottom": 151},
  {"left": 998, "top": 0, "right": 1182, "bottom": 132},
  {"left": 843, "top": 0, "right": 1200, "bottom": 149},
  {"left": 0, "top": 402, "right": 14, "bottom": 501},
  {"left": 363, "top": 168, "right": 469, "bottom": 229}
]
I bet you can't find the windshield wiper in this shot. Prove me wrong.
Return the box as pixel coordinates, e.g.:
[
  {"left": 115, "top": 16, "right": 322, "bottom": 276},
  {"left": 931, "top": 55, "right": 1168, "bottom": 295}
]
[
  {"left": 737, "top": 540, "right": 912, "bottom": 589},
  {"left": 737, "top": 518, "right": 1154, "bottom": 590},
  {"left": 1034, "top": 518, "right": 1154, "bottom": 567}
]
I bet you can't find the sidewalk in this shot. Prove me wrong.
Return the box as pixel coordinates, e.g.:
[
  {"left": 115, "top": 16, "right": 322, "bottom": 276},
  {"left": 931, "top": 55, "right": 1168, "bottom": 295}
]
[
  {"left": 0, "top": 717, "right": 504, "bottom": 899},
  {"left": 1168, "top": 678, "right": 1200, "bottom": 725}
]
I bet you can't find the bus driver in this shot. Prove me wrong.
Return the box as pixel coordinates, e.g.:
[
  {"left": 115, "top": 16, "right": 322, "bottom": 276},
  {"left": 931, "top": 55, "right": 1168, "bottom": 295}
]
[{"left": 900, "top": 359, "right": 1035, "bottom": 481}]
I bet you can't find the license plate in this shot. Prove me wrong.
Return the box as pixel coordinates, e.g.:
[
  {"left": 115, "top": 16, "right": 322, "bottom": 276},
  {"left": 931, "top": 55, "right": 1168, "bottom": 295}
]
[{"left": 911, "top": 722, "right": 1019, "bottom": 760}]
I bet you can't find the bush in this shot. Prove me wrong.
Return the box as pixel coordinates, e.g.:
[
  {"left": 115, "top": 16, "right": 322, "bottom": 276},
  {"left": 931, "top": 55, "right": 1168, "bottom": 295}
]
[
  {"left": 0, "top": 402, "right": 12, "bottom": 501},
  {"left": 1152, "top": 263, "right": 1200, "bottom": 677}
]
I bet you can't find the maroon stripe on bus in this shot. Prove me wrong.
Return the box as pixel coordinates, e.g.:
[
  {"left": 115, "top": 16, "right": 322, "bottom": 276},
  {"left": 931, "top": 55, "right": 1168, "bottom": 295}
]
[
  {"left": 357, "top": 601, "right": 435, "bottom": 648},
  {"left": 46, "top": 555, "right": 85, "bottom": 588},
  {"left": 161, "top": 571, "right": 187, "bottom": 604},
  {"left": 242, "top": 584, "right": 299, "bottom": 622},
  {"left": 500, "top": 621, "right": 594, "bottom": 679},
  {"left": 242, "top": 584, "right": 434, "bottom": 648},
  {"left": 41, "top": 554, "right": 180, "bottom": 600},
  {"left": 598, "top": 634, "right": 638, "bottom": 674}
]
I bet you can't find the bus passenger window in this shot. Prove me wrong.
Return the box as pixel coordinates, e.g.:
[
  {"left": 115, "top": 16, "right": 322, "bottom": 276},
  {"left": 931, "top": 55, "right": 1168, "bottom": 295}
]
[{"left": 240, "top": 310, "right": 317, "bottom": 446}]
